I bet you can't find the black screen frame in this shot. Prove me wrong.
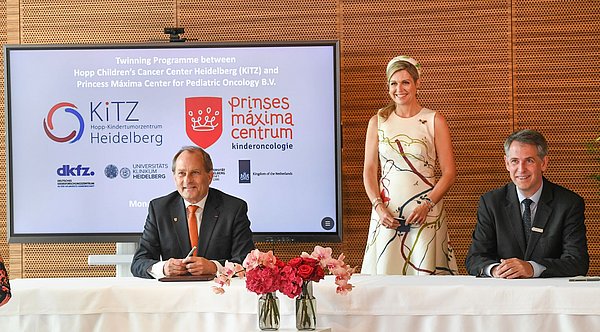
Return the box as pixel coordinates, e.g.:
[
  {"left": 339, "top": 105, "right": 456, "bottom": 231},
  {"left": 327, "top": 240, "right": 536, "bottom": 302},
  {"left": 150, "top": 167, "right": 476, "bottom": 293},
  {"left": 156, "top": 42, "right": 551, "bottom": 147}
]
[{"left": 5, "top": 40, "right": 343, "bottom": 244}]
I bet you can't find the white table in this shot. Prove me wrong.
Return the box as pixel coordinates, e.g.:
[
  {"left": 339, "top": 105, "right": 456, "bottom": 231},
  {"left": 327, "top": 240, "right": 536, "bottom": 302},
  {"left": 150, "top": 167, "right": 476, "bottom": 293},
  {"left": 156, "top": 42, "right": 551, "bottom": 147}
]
[{"left": 1, "top": 275, "right": 599, "bottom": 331}]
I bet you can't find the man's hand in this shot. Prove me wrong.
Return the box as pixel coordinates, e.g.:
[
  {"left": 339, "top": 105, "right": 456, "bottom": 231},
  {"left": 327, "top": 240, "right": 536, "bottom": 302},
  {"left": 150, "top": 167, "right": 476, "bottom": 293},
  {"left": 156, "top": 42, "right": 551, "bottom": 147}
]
[
  {"left": 182, "top": 256, "right": 217, "bottom": 275},
  {"left": 491, "top": 258, "right": 534, "bottom": 279},
  {"left": 163, "top": 258, "right": 188, "bottom": 277}
]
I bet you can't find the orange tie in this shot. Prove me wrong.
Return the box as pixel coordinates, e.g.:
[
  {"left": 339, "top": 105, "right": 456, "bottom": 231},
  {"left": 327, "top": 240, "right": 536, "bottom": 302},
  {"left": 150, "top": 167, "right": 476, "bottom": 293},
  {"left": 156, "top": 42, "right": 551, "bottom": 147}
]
[{"left": 187, "top": 205, "right": 199, "bottom": 256}]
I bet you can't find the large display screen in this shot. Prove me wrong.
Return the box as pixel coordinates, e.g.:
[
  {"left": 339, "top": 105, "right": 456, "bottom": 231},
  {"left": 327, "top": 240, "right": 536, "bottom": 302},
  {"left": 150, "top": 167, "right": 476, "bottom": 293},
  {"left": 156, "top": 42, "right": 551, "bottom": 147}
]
[{"left": 5, "top": 41, "right": 341, "bottom": 243}]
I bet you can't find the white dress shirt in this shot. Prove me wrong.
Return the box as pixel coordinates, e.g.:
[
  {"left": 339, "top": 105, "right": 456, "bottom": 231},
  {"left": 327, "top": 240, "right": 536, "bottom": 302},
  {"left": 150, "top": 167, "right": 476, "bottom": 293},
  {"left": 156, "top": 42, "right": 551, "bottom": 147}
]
[
  {"left": 484, "top": 184, "right": 547, "bottom": 277},
  {"left": 149, "top": 196, "right": 220, "bottom": 279}
]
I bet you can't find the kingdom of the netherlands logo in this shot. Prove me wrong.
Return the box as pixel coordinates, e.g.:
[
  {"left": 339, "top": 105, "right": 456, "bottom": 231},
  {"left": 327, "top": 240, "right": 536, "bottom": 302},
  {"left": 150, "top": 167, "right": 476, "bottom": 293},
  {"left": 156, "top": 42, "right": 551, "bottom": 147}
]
[
  {"left": 43, "top": 102, "right": 84, "bottom": 143},
  {"left": 185, "top": 97, "right": 223, "bottom": 149},
  {"left": 239, "top": 160, "right": 251, "bottom": 184}
]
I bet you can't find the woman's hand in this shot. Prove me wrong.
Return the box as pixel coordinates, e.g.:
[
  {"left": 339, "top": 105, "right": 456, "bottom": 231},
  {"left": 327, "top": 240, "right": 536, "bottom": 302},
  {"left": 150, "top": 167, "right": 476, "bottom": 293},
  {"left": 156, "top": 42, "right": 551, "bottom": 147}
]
[
  {"left": 406, "top": 203, "right": 429, "bottom": 225},
  {"left": 375, "top": 205, "right": 400, "bottom": 230}
]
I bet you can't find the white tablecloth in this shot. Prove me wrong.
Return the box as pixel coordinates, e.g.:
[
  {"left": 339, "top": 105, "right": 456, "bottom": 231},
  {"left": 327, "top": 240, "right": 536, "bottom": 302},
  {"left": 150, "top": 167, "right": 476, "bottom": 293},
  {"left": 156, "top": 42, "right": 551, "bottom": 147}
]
[{"left": 1, "top": 275, "right": 599, "bottom": 331}]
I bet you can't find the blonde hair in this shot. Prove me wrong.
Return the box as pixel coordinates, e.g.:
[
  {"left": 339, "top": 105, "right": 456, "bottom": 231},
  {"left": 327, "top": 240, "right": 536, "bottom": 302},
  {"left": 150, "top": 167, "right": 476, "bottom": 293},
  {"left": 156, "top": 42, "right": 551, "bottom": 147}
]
[{"left": 378, "top": 59, "right": 420, "bottom": 119}]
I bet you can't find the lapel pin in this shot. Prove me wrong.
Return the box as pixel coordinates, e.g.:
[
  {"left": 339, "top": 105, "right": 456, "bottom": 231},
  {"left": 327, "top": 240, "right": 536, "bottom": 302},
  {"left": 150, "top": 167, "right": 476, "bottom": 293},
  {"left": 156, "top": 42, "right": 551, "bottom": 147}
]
[
  {"left": 173, "top": 217, "right": 178, "bottom": 223},
  {"left": 531, "top": 227, "right": 543, "bottom": 233}
]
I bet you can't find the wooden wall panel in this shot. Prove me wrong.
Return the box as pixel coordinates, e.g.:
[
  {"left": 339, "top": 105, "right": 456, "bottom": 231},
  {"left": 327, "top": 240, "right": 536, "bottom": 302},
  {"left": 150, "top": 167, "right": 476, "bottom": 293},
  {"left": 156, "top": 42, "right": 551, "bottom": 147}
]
[
  {"left": 512, "top": 0, "right": 600, "bottom": 275},
  {"left": 0, "top": 0, "right": 6, "bottom": 274},
  {"left": 0, "top": 0, "right": 598, "bottom": 278},
  {"left": 4, "top": 0, "right": 178, "bottom": 278},
  {"left": 18, "top": 0, "right": 176, "bottom": 43},
  {"left": 178, "top": 0, "right": 339, "bottom": 42},
  {"left": 340, "top": 0, "right": 513, "bottom": 273}
]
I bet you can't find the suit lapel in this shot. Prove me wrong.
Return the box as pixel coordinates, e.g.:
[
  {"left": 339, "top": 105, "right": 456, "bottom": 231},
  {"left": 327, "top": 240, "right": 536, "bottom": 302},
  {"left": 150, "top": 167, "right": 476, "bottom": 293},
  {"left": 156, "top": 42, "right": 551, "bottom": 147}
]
[
  {"left": 198, "top": 189, "right": 221, "bottom": 257},
  {"left": 171, "top": 197, "right": 190, "bottom": 255},
  {"left": 525, "top": 180, "right": 553, "bottom": 259},
  {"left": 504, "top": 183, "right": 527, "bottom": 254}
]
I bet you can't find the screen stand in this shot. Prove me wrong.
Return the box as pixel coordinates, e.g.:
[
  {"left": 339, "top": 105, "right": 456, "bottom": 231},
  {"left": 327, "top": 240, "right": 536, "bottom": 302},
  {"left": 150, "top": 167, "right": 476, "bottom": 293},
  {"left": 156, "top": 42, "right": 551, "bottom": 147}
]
[{"left": 88, "top": 242, "right": 138, "bottom": 277}]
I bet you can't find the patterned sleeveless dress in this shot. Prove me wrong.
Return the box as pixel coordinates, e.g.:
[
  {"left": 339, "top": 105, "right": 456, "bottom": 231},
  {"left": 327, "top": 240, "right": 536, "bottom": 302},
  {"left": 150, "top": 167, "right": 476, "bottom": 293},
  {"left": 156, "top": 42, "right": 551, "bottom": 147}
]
[
  {"left": 361, "top": 108, "right": 458, "bottom": 275},
  {"left": 0, "top": 259, "right": 10, "bottom": 306}
]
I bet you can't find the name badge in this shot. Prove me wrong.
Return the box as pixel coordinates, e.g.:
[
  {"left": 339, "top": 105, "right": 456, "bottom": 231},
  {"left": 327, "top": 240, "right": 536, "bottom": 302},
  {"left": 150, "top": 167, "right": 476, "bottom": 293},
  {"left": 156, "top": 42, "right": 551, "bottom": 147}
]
[{"left": 531, "top": 227, "right": 543, "bottom": 233}]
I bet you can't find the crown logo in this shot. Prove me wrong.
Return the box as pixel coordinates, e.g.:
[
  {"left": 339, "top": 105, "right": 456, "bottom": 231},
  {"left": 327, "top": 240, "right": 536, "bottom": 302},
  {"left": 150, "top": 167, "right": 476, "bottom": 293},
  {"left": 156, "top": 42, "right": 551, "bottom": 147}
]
[
  {"left": 189, "top": 107, "right": 220, "bottom": 132},
  {"left": 240, "top": 172, "right": 250, "bottom": 182}
]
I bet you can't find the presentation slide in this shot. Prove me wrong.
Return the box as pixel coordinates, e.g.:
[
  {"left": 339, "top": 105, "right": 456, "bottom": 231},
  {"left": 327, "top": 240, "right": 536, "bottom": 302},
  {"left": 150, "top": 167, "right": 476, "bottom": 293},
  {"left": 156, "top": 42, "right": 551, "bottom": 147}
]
[{"left": 6, "top": 42, "right": 341, "bottom": 242}]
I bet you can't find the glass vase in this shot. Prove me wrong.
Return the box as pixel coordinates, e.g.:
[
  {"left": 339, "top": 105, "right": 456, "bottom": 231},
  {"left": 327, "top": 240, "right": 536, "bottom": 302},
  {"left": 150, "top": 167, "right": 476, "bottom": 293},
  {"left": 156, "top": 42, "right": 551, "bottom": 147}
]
[
  {"left": 258, "top": 292, "right": 280, "bottom": 330},
  {"left": 295, "top": 281, "right": 317, "bottom": 330}
]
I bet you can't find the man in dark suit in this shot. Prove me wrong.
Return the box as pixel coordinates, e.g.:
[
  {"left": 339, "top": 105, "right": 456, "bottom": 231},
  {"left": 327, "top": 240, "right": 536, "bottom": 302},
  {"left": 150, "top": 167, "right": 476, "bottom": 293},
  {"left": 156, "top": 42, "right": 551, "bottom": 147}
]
[
  {"left": 131, "top": 146, "right": 255, "bottom": 279},
  {"left": 466, "top": 129, "right": 588, "bottom": 278}
]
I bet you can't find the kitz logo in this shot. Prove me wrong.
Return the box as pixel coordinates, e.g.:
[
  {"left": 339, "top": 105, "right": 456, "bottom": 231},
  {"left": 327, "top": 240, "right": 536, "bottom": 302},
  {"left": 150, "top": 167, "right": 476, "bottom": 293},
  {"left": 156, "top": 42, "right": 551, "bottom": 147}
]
[
  {"left": 57, "top": 165, "right": 95, "bottom": 176},
  {"left": 43, "top": 102, "right": 84, "bottom": 143},
  {"left": 89, "top": 101, "right": 139, "bottom": 122}
]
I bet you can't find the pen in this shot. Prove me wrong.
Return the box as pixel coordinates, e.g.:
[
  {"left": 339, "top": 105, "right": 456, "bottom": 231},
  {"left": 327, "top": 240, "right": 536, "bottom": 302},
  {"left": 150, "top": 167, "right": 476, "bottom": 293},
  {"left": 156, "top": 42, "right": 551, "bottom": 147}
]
[{"left": 186, "top": 246, "right": 197, "bottom": 258}]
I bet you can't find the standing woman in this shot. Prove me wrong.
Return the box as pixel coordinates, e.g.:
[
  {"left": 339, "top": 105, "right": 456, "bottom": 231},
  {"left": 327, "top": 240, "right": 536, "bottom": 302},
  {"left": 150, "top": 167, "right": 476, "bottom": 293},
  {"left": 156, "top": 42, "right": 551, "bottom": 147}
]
[
  {"left": 361, "top": 56, "right": 458, "bottom": 275},
  {"left": 0, "top": 255, "right": 10, "bottom": 306}
]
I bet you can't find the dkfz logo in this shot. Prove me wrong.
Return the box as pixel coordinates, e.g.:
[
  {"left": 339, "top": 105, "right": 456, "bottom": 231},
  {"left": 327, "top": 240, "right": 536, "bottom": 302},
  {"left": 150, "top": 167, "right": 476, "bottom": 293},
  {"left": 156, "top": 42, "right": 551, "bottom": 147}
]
[
  {"left": 56, "top": 165, "right": 95, "bottom": 176},
  {"left": 43, "top": 102, "right": 84, "bottom": 143}
]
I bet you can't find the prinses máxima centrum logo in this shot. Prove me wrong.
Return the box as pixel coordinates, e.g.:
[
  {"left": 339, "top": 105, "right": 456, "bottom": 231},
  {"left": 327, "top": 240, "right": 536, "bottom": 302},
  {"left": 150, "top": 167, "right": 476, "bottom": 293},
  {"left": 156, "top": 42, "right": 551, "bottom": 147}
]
[
  {"left": 185, "top": 97, "right": 223, "bottom": 149},
  {"left": 43, "top": 102, "right": 84, "bottom": 143}
]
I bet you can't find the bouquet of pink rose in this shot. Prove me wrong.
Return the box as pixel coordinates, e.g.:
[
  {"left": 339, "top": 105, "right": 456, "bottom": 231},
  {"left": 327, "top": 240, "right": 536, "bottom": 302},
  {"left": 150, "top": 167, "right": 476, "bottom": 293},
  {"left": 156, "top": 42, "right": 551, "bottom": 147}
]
[
  {"left": 212, "top": 250, "right": 286, "bottom": 329},
  {"left": 288, "top": 246, "right": 354, "bottom": 295},
  {"left": 212, "top": 245, "right": 355, "bottom": 296},
  {"left": 242, "top": 249, "right": 286, "bottom": 295},
  {"left": 213, "top": 246, "right": 354, "bottom": 330}
]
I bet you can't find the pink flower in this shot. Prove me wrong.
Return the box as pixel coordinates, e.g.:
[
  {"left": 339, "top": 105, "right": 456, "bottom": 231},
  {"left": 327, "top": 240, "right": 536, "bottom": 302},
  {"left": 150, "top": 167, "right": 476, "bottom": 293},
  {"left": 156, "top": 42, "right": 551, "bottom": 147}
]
[
  {"left": 213, "top": 246, "right": 355, "bottom": 297},
  {"left": 212, "top": 261, "right": 244, "bottom": 294},
  {"left": 297, "top": 263, "right": 315, "bottom": 280},
  {"left": 331, "top": 261, "right": 355, "bottom": 296},
  {"left": 243, "top": 249, "right": 278, "bottom": 270},
  {"left": 287, "top": 257, "right": 303, "bottom": 268},
  {"left": 260, "top": 251, "right": 278, "bottom": 269},
  {"left": 214, "top": 274, "right": 231, "bottom": 287},
  {"left": 335, "top": 282, "right": 353, "bottom": 295},
  {"left": 245, "top": 266, "right": 280, "bottom": 294},
  {"left": 220, "top": 261, "right": 238, "bottom": 278},
  {"left": 278, "top": 265, "right": 303, "bottom": 298},
  {"left": 212, "top": 286, "right": 225, "bottom": 294},
  {"left": 312, "top": 265, "right": 325, "bottom": 282},
  {"left": 310, "top": 246, "right": 333, "bottom": 266},
  {"left": 242, "top": 249, "right": 260, "bottom": 270}
]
